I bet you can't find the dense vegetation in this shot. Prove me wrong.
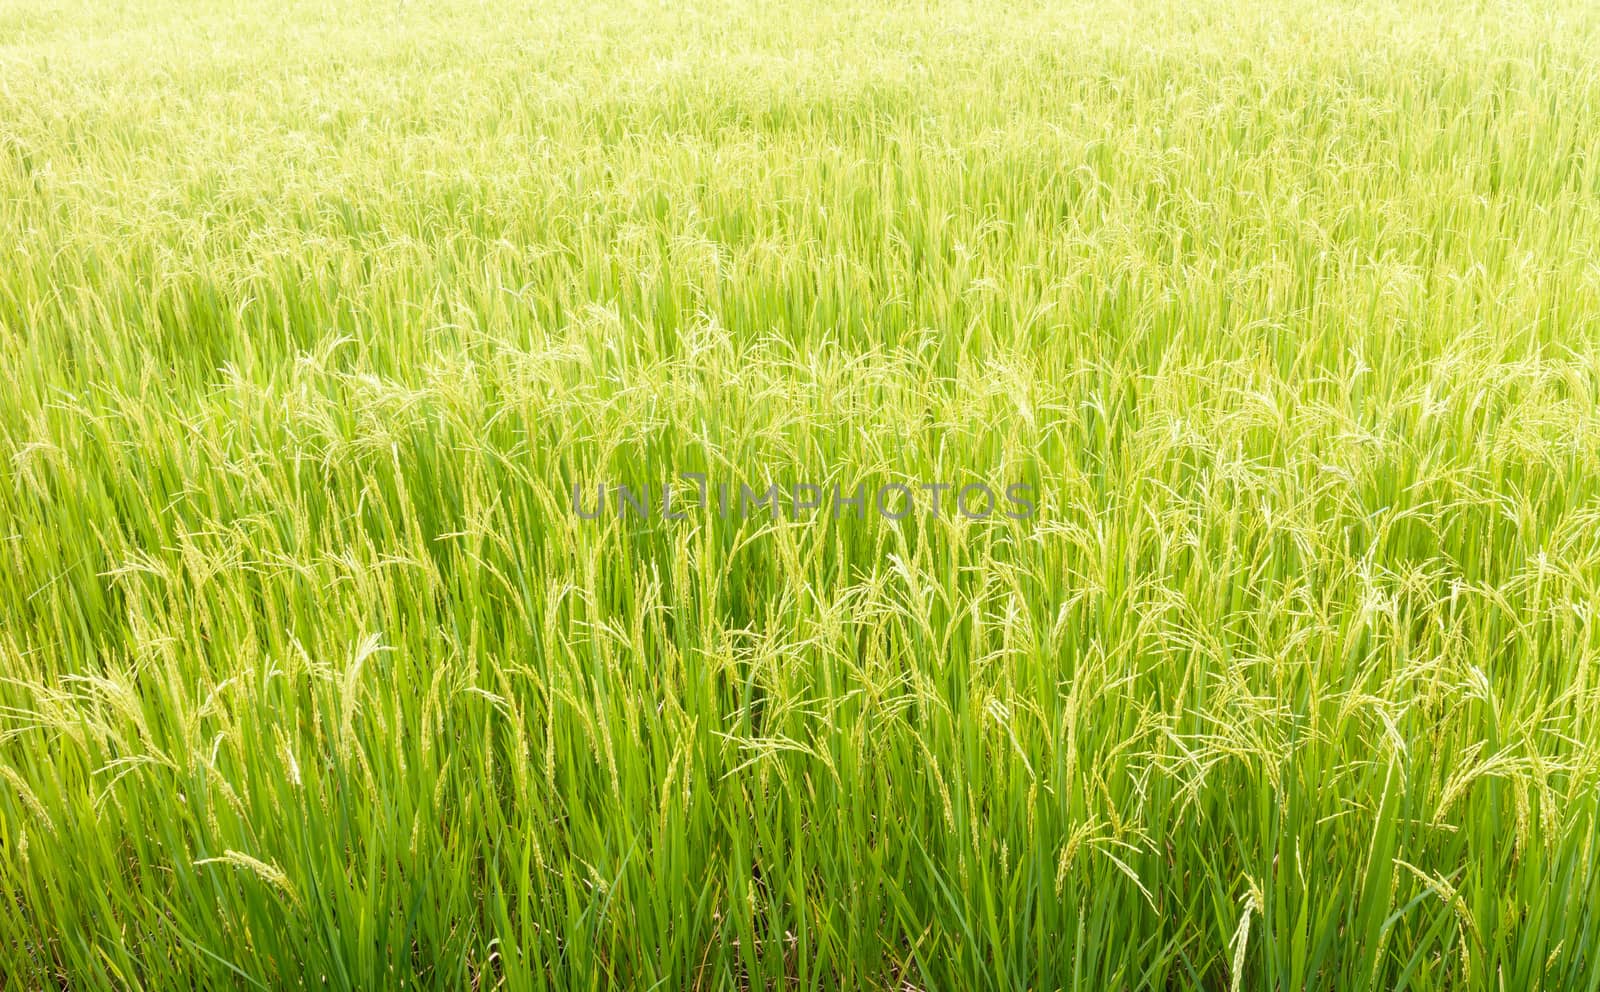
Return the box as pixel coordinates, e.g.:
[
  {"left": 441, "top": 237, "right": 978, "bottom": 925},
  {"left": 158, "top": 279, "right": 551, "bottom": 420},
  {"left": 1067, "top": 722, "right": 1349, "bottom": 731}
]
[{"left": 3, "top": 0, "right": 1600, "bottom": 987}]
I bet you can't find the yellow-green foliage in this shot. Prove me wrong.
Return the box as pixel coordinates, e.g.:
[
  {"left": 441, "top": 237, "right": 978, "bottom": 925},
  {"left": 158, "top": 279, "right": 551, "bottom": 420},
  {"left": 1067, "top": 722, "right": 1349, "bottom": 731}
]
[{"left": 2, "top": 0, "right": 1600, "bottom": 988}]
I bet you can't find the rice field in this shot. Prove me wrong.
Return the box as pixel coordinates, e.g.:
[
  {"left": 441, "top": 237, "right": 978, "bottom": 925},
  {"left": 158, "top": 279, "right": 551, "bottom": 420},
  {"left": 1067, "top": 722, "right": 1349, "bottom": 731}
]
[{"left": 3, "top": 0, "right": 1600, "bottom": 988}]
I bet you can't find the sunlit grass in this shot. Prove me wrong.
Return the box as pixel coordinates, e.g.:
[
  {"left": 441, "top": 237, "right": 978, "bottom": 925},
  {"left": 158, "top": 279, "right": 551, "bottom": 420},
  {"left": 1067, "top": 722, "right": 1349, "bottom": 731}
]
[{"left": 3, "top": 0, "right": 1600, "bottom": 988}]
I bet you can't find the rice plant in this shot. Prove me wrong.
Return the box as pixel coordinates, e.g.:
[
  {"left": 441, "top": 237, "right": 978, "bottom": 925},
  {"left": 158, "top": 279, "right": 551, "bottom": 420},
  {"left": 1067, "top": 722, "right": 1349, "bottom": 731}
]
[{"left": 2, "top": 0, "right": 1600, "bottom": 988}]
